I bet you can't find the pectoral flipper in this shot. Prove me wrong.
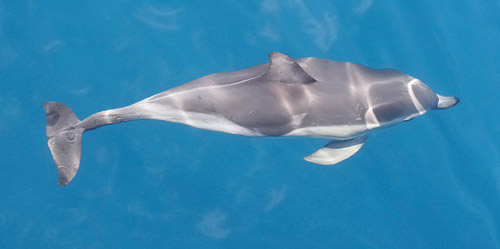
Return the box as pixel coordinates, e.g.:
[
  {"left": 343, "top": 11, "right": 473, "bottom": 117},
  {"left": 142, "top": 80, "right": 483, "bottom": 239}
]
[{"left": 304, "top": 135, "right": 369, "bottom": 165}]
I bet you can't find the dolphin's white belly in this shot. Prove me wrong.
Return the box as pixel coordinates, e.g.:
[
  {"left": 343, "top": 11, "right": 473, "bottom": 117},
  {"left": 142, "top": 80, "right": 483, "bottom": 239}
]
[{"left": 284, "top": 124, "right": 368, "bottom": 139}]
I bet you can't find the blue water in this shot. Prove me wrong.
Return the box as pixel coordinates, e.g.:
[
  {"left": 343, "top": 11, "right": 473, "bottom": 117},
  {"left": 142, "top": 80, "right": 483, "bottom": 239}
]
[{"left": 1, "top": 0, "right": 499, "bottom": 248}]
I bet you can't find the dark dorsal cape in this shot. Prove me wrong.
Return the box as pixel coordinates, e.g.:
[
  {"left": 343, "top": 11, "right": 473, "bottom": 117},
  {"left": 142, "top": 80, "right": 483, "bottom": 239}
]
[
  {"left": 144, "top": 52, "right": 323, "bottom": 136},
  {"left": 142, "top": 52, "right": 427, "bottom": 136}
]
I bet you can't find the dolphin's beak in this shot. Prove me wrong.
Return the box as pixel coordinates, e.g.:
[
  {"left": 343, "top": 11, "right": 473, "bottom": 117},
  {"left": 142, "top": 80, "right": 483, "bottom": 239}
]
[{"left": 436, "top": 94, "right": 460, "bottom": 109}]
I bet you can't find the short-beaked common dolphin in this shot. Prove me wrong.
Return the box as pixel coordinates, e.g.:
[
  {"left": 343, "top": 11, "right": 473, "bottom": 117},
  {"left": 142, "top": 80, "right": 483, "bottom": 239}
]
[{"left": 44, "top": 52, "right": 459, "bottom": 186}]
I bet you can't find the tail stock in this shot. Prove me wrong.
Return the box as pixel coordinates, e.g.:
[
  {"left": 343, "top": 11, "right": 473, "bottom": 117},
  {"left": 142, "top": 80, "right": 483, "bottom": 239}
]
[{"left": 43, "top": 102, "right": 84, "bottom": 186}]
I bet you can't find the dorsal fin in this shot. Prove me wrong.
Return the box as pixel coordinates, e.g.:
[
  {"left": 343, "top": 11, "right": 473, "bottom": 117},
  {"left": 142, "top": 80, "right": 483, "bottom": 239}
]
[{"left": 262, "top": 52, "right": 316, "bottom": 84}]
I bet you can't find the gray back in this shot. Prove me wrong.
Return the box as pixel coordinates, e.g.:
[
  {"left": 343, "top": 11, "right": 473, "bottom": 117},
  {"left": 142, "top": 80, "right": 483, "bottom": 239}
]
[{"left": 145, "top": 53, "right": 438, "bottom": 136}]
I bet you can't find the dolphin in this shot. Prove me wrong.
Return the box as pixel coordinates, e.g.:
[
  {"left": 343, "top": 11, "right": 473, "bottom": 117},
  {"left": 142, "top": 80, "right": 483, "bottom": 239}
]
[{"left": 44, "top": 52, "right": 459, "bottom": 186}]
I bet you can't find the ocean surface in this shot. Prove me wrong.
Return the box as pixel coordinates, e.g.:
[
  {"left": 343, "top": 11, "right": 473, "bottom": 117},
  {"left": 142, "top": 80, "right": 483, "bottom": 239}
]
[{"left": 1, "top": 0, "right": 499, "bottom": 248}]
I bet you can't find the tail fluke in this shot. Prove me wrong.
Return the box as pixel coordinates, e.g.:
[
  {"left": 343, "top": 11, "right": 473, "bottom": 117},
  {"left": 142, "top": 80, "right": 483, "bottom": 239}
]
[{"left": 43, "top": 102, "right": 84, "bottom": 186}]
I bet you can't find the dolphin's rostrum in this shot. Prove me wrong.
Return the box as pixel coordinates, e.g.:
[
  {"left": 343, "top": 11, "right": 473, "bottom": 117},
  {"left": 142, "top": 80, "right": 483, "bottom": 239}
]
[{"left": 44, "top": 52, "right": 459, "bottom": 186}]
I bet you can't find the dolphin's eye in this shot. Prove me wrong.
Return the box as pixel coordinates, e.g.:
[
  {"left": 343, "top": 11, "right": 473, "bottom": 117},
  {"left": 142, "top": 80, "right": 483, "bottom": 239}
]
[
  {"left": 372, "top": 101, "right": 418, "bottom": 124},
  {"left": 372, "top": 103, "right": 407, "bottom": 123}
]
